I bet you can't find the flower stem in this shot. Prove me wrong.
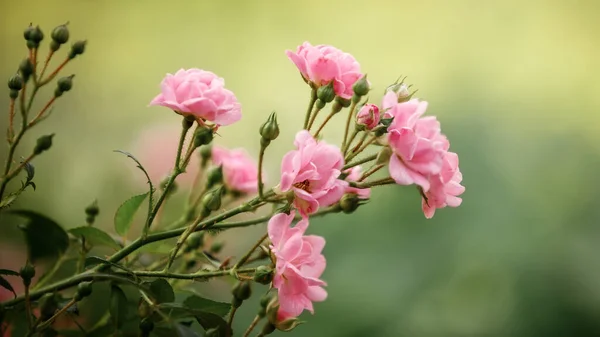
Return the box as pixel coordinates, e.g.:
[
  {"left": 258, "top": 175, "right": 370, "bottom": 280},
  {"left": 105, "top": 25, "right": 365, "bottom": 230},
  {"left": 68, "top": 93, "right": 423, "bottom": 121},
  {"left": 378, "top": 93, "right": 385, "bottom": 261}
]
[
  {"left": 28, "top": 96, "right": 56, "bottom": 127},
  {"left": 227, "top": 306, "right": 238, "bottom": 327},
  {"left": 342, "top": 128, "right": 360, "bottom": 155},
  {"left": 3, "top": 153, "right": 36, "bottom": 182},
  {"left": 342, "top": 154, "right": 377, "bottom": 171},
  {"left": 341, "top": 100, "right": 358, "bottom": 152},
  {"left": 38, "top": 50, "right": 55, "bottom": 82},
  {"left": 355, "top": 176, "right": 395, "bottom": 188},
  {"left": 303, "top": 89, "right": 317, "bottom": 129},
  {"left": 313, "top": 108, "right": 337, "bottom": 138},
  {"left": 345, "top": 136, "right": 377, "bottom": 162},
  {"left": 8, "top": 98, "right": 15, "bottom": 142},
  {"left": 306, "top": 105, "right": 323, "bottom": 131},
  {"left": 36, "top": 298, "right": 76, "bottom": 331},
  {"left": 258, "top": 142, "right": 267, "bottom": 199},
  {"left": 233, "top": 233, "right": 268, "bottom": 271},
  {"left": 359, "top": 164, "right": 385, "bottom": 182},
  {"left": 39, "top": 58, "right": 70, "bottom": 86},
  {"left": 243, "top": 315, "right": 262, "bottom": 337}
]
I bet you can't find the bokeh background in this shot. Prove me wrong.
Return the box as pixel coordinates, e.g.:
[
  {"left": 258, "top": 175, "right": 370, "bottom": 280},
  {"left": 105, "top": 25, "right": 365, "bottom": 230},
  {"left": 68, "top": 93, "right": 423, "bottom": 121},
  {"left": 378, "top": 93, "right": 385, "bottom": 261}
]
[{"left": 1, "top": 0, "right": 600, "bottom": 336}]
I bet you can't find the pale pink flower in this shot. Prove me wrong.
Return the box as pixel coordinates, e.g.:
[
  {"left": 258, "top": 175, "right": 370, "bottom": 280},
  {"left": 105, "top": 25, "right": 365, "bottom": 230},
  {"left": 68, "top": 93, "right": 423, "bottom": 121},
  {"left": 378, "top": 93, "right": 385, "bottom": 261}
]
[
  {"left": 343, "top": 166, "right": 371, "bottom": 199},
  {"left": 386, "top": 97, "right": 449, "bottom": 192},
  {"left": 356, "top": 103, "right": 380, "bottom": 130},
  {"left": 268, "top": 211, "right": 327, "bottom": 318},
  {"left": 131, "top": 125, "right": 199, "bottom": 188},
  {"left": 279, "top": 130, "right": 347, "bottom": 216},
  {"left": 422, "top": 152, "right": 465, "bottom": 218},
  {"left": 211, "top": 146, "right": 260, "bottom": 194},
  {"left": 286, "top": 42, "right": 363, "bottom": 99},
  {"left": 149, "top": 68, "right": 241, "bottom": 126}
]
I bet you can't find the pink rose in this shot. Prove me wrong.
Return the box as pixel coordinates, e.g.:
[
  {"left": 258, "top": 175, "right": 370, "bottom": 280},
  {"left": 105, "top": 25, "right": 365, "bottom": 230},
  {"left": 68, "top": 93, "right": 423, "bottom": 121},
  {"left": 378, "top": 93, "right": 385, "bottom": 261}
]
[
  {"left": 268, "top": 211, "right": 327, "bottom": 318},
  {"left": 422, "top": 152, "right": 465, "bottom": 218},
  {"left": 343, "top": 166, "right": 371, "bottom": 199},
  {"left": 211, "top": 146, "right": 260, "bottom": 194},
  {"left": 149, "top": 68, "right": 241, "bottom": 126},
  {"left": 279, "top": 130, "right": 347, "bottom": 216},
  {"left": 386, "top": 97, "right": 449, "bottom": 192},
  {"left": 286, "top": 42, "right": 363, "bottom": 99},
  {"left": 132, "top": 125, "right": 199, "bottom": 188},
  {"left": 356, "top": 103, "right": 380, "bottom": 130}
]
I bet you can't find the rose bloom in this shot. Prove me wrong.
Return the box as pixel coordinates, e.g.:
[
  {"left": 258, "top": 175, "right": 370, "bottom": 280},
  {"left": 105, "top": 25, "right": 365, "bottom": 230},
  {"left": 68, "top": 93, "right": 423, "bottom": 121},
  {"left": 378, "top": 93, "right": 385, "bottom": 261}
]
[
  {"left": 384, "top": 94, "right": 449, "bottom": 192},
  {"left": 211, "top": 146, "right": 261, "bottom": 194},
  {"left": 356, "top": 103, "right": 380, "bottom": 130},
  {"left": 421, "top": 152, "right": 465, "bottom": 218},
  {"left": 149, "top": 68, "right": 241, "bottom": 126},
  {"left": 268, "top": 211, "right": 327, "bottom": 317},
  {"left": 131, "top": 124, "right": 199, "bottom": 188},
  {"left": 279, "top": 130, "right": 347, "bottom": 216},
  {"left": 286, "top": 42, "right": 363, "bottom": 99}
]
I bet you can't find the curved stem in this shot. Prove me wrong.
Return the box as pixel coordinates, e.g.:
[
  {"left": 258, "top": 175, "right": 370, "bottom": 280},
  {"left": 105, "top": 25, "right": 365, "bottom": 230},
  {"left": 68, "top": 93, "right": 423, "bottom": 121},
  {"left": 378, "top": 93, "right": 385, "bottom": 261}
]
[
  {"left": 8, "top": 99, "right": 15, "bottom": 142},
  {"left": 359, "top": 164, "right": 385, "bottom": 182},
  {"left": 313, "top": 110, "right": 336, "bottom": 138},
  {"left": 233, "top": 233, "right": 268, "bottom": 271},
  {"left": 341, "top": 100, "right": 358, "bottom": 152},
  {"left": 303, "top": 89, "right": 317, "bottom": 129},
  {"left": 36, "top": 298, "right": 76, "bottom": 331},
  {"left": 39, "top": 58, "right": 70, "bottom": 86},
  {"left": 342, "top": 129, "right": 360, "bottom": 155},
  {"left": 38, "top": 50, "right": 55, "bottom": 82},
  {"left": 343, "top": 154, "right": 377, "bottom": 171},
  {"left": 306, "top": 105, "right": 322, "bottom": 131},
  {"left": 257, "top": 143, "right": 267, "bottom": 199},
  {"left": 227, "top": 306, "right": 238, "bottom": 327},
  {"left": 243, "top": 315, "right": 262, "bottom": 337},
  {"left": 345, "top": 136, "right": 377, "bottom": 162}
]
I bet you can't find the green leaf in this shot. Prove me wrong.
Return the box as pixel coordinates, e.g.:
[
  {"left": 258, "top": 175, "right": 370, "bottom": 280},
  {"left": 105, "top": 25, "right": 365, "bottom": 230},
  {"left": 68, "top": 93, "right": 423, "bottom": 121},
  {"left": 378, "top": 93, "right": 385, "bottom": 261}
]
[
  {"left": 183, "top": 295, "right": 230, "bottom": 317},
  {"left": 195, "top": 312, "right": 231, "bottom": 336},
  {"left": 68, "top": 226, "right": 120, "bottom": 250},
  {"left": 0, "top": 269, "right": 19, "bottom": 276},
  {"left": 10, "top": 210, "right": 69, "bottom": 263},
  {"left": 0, "top": 276, "right": 16, "bottom": 298},
  {"left": 109, "top": 284, "right": 128, "bottom": 329},
  {"left": 84, "top": 256, "right": 135, "bottom": 277},
  {"left": 114, "top": 149, "right": 155, "bottom": 209},
  {"left": 114, "top": 192, "right": 148, "bottom": 236},
  {"left": 147, "top": 279, "right": 174, "bottom": 304}
]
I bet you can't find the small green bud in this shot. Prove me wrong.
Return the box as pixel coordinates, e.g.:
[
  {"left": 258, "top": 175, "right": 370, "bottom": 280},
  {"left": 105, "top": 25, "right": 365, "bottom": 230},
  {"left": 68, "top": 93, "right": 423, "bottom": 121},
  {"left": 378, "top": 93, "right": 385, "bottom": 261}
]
[
  {"left": 139, "top": 317, "right": 154, "bottom": 334},
  {"left": 34, "top": 134, "right": 55, "bottom": 155},
  {"left": 54, "top": 87, "right": 63, "bottom": 97},
  {"left": 232, "top": 280, "right": 252, "bottom": 302},
  {"left": 352, "top": 74, "right": 370, "bottom": 96},
  {"left": 182, "top": 115, "right": 194, "bottom": 130},
  {"left": 24, "top": 25, "right": 36, "bottom": 41},
  {"left": 68, "top": 40, "right": 87, "bottom": 59},
  {"left": 335, "top": 96, "right": 352, "bottom": 108},
  {"left": 19, "top": 263, "right": 36, "bottom": 287},
  {"left": 185, "top": 232, "right": 204, "bottom": 250},
  {"left": 8, "top": 73, "right": 24, "bottom": 91},
  {"left": 85, "top": 200, "right": 99, "bottom": 217},
  {"left": 202, "top": 186, "right": 223, "bottom": 212},
  {"left": 51, "top": 24, "right": 69, "bottom": 45},
  {"left": 193, "top": 126, "right": 214, "bottom": 148},
  {"left": 75, "top": 281, "right": 93, "bottom": 301},
  {"left": 210, "top": 241, "right": 223, "bottom": 254},
  {"left": 199, "top": 145, "right": 212, "bottom": 165},
  {"left": 261, "top": 323, "right": 276, "bottom": 335},
  {"left": 253, "top": 265, "right": 273, "bottom": 285},
  {"left": 274, "top": 317, "right": 304, "bottom": 332},
  {"left": 260, "top": 293, "right": 273, "bottom": 308},
  {"left": 315, "top": 99, "right": 326, "bottom": 110},
  {"left": 39, "top": 293, "right": 59, "bottom": 320},
  {"left": 29, "top": 25, "right": 44, "bottom": 43},
  {"left": 317, "top": 81, "right": 335, "bottom": 103},
  {"left": 9, "top": 90, "right": 18, "bottom": 99},
  {"left": 56, "top": 75, "right": 74, "bottom": 93},
  {"left": 259, "top": 111, "right": 280, "bottom": 142},
  {"left": 19, "top": 59, "right": 34, "bottom": 82},
  {"left": 26, "top": 40, "right": 39, "bottom": 50},
  {"left": 339, "top": 193, "right": 360, "bottom": 214},
  {"left": 206, "top": 166, "right": 223, "bottom": 189}
]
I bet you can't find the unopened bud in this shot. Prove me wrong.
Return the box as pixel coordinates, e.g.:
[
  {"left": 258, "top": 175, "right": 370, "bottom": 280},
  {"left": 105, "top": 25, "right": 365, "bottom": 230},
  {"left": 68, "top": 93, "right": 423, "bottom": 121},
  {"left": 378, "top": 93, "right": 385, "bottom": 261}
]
[
  {"left": 8, "top": 74, "right": 24, "bottom": 91},
  {"left": 210, "top": 241, "right": 223, "bottom": 254},
  {"left": 85, "top": 200, "right": 99, "bottom": 217},
  {"left": 137, "top": 299, "right": 152, "bottom": 318},
  {"left": 202, "top": 187, "right": 223, "bottom": 212},
  {"left": 373, "top": 117, "right": 394, "bottom": 137},
  {"left": 159, "top": 176, "right": 178, "bottom": 196},
  {"left": 56, "top": 75, "right": 74, "bottom": 93},
  {"left": 182, "top": 115, "right": 194, "bottom": 130},
  {"left": 356, "top": 103, "right": 380, "bottom": 130},
  {"left": 315, "top": 99, "right": 326, "bottom": 109},
  {"left": 232, "top": 280, "right": 252, "bottom": 303},
  {"left": 352, "top": 74, "right": 370, "bottom": 96},
  {"left": 259, "top": 111, "right": 280, "bottom": 142},
  {"left": 206, "top": 166, "right": 223, "bottom": 189},
  {"left": 317, "top": 81, "right": 335, "bottom": 103},
  {"left": 264, "top": 297, "right": 302, "bottom": 331},
  {"left": 376, "top": 147, "right": 393, "bottom": 165},
  {"left": 339, "top": 193, "right": 360, "bottom": 214},
  {"left": 193, "top": 126, "right": 214, "bottom": 148},
  {"left": 9, "top": 90, "right": 19, "bottom": 99},
  {"left": 68, "top": 40, "right": 87, "bottom": 59},
  {"left": 199, "top": 145, "right": 212, "bottom": 165},
  {"left": 29, "top": 26, "right": 44, "bottom": 43},
  {"left": 261, "top": 323, "right": 276, "bottom": 335},
  {"left": 34, "top": 134, "right": 55, "bottom": 155},
  {"left": 24, "top": 25, "right": 36, "bottom": 41},
  {"left": 75, "top": 281, "right": 93, "bottom": 301},
  {"left": 253, "top": 265, "right": 273, "bottom": 285},
  {"left": 335, "top": 96, "right": 352, "bottom": 108},
  {"left": 19, "top": 263, "right": 36, "bottom": 287},
  {"left": 19, "top": 59, "right": 34, "bottom": 82},
  {"left": 185, "top": 232, "right": 204, "bottom": 251},
  {"left": 51, "top": 24, "right": 70, "bottom": 45}
]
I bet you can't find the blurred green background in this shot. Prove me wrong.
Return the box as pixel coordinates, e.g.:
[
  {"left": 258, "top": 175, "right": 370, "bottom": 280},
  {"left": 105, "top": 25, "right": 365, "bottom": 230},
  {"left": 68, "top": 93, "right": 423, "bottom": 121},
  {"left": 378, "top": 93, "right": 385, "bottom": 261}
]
[{"left": 1, "top": 0, "right": 600, "bottom": 336}]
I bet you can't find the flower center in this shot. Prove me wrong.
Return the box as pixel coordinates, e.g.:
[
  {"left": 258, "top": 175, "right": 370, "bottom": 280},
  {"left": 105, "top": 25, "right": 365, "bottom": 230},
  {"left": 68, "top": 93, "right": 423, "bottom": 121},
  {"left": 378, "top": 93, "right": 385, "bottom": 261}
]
[{"left": 293, "top": 179, "right": 311, "bottom": 192}]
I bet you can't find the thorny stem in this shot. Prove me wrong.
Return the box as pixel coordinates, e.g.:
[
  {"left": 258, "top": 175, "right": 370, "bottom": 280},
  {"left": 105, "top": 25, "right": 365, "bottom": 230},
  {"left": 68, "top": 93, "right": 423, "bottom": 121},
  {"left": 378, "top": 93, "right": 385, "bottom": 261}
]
[
  {"left": 243, "top": 315, "right": 262, "bottom": 337},
  {"left": 36, "top": 298, "right": 77, "bottom": 331},
  {"left": 164, "top": 212, "right": 208, "bottom": 271},
  {"left": 303, "top": 89, "right": 317, "bottom": 129},
  {"left": 343, "top": 154, "right": 377, "bottom": 171},
  {"left": 341, "top": 100, "right": 358, "bottom": 152},
  {"left": 350, "top": 132, "right": 368, "bottom": 155}
]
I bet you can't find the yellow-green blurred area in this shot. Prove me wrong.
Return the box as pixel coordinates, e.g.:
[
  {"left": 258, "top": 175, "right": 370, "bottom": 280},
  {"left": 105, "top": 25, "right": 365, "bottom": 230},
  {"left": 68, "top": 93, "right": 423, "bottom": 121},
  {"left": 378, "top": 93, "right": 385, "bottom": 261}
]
[{"left": 1, "top": 0, "right": 600, "bottom": 336}]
